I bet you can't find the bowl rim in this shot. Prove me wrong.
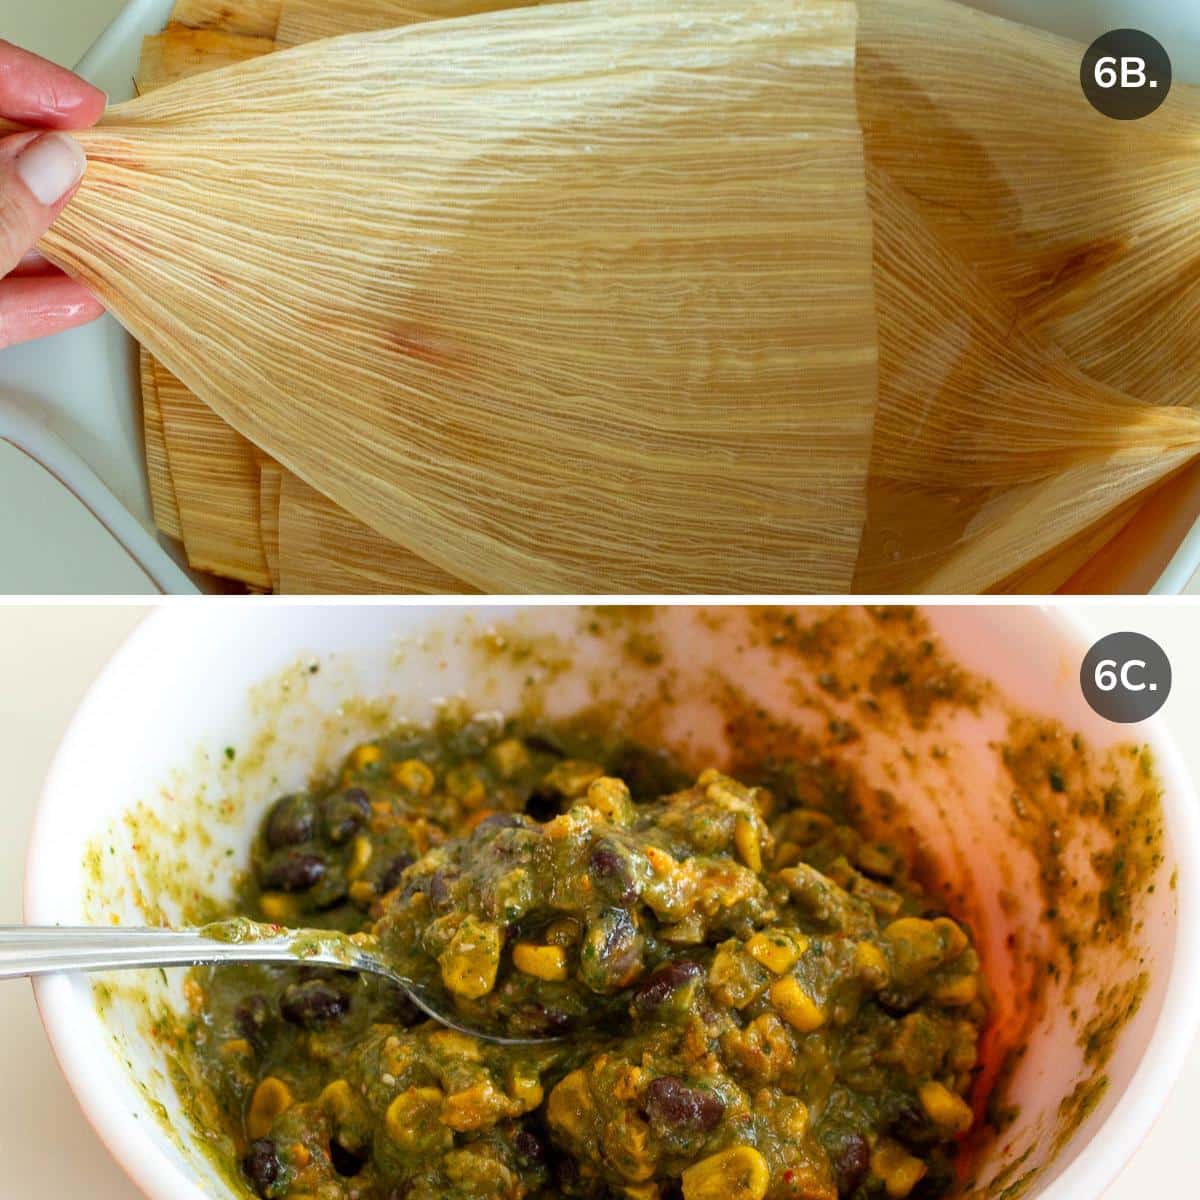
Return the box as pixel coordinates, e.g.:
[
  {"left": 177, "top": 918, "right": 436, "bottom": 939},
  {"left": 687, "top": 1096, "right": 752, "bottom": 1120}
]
[{"left": 23, "top": 603, "right": 1200, "bottom": 1200}]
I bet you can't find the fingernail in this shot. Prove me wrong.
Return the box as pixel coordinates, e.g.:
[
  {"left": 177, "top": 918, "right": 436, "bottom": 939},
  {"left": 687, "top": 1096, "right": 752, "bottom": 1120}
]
[{"left": 16, "top": 132, "right": 87, "bottom": 206}]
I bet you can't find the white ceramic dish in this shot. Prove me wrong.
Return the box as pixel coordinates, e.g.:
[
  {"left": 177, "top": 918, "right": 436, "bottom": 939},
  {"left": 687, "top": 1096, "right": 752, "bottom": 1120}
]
[
  {"left": 1, "top": 0, "right": 1199, "bottom": 594},
  {"left": 23, "top": 604, "right": 1200, "bottom": 1200}
]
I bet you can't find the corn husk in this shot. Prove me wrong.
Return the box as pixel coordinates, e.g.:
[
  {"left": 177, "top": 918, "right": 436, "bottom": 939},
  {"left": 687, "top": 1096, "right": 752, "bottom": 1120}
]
[
  {"left": 259, "top": 459, "right": 282, "bottom": 591},
  {"left": 135, "top": 14, "right": 278, "bottom": 582},
  {"left": 43, "top": 0, "right": 878, "bottom": 594},
  {"left": 859, "top": 0, "right": 1200, "bottom": 408},
  {"left": 275, "top": 0, "right": 552, "bottom": 47},
  {"left": 278, "top": 471, "right": 475, "bottom": 593},
  {"left": 145, "top": 0, "right": 479, "bottom": 594},
  {"left": 135, "top": 27, "right": 275, "bottom": 92},
  {"left": 155, "top": 361, "right": 273, "bottom": 587},
  {"left": 1059, "top": 463, "right": 1200, "bottom": 594},
  {"left": 139, "top": 344, "right": 183, "bottom": 539},
  {"left": 854, "top": 167, "right": 1200, "bottom": 592},
  {"left": 169, "top": 0, "right": 283, "bottom": 38}
]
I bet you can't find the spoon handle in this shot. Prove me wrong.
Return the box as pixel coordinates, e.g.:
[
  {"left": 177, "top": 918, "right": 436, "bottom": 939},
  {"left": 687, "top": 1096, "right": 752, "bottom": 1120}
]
[{"left": 0, "top": 925, "right": 333, "bottom": 980}]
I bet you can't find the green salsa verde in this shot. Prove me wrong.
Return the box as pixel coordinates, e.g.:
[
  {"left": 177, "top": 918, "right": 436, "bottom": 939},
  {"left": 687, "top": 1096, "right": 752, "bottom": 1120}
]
[{"left": 190, "top": 711, "right": 987, "bottom": 1200}]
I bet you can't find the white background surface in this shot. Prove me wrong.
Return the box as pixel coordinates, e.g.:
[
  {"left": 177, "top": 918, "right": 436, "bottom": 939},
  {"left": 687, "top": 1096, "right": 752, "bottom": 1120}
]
[{"left": 0, "top": 602, "right": 1198, "bottom": 1196}]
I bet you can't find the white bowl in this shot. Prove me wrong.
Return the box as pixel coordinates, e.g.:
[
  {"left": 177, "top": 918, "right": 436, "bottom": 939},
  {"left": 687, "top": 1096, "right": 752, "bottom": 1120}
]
[{"left": 24, "top": 604, "right": 1200, "bottom": 1199}]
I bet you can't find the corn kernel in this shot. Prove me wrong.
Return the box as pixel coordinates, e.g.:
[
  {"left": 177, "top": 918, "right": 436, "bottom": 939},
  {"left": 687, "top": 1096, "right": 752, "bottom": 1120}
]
[
  {"left": 391, "top": 758, "right": 434, "bottom": 796},
  {"left": 872, "top": 1139, "right": 927, "bottom": 1199},
  {"left": 624, "top": 1185, "right": 661, "bottom": 1200},
  {"left": 385, "top": 1087, "right": 445, "bottom": 1148},
  {"left": 542, "top": 760, "right": 604, "bottom": 799},
  {"left": 769, "top": 976, "right": 826, "bottom": 1033},
  {"left": 681, "top": 1145, "right": 769, "bottom": 1200},
  {"left": 512, "top": 942, "right": 569, "bottom": 982},
  {"left": 349, "top": 880, "right": 376, "bottom": 906},
  {"left": 584, "top": 776, "right": 635, "bottom": 825},
  {"left": 248, "top": 1077, "right": 293, "bottom": 1139},
  {"left": 319, "top": 1080, "right": 355, "bottom": 1120},
  {"left": 855, "top": 941, "right": 891, "bottom": 988},
  {"left": 933, "top": 917, "right": 969, "bottom": 959},
  {"left": 547, "top": 1069, "right": 594, "bottom": 1140},
  {"left": 347, "top": 834, "right": 373, "bottom": 880},
  {"left": 745, "top": 931, "right": 806, "bottom": 975},
  {"left": 885, "top": 917, "right": 944, "bottom": 972},
  {"left": 446, "top": 764, "right": 488, "bottom": 809},
  {"left": 219, "top": 1038, "right": 253, "bottom": 1061},
  {"left": 441, "top": 1081, "right": 511, "bottom": 1131},
  {"left": 259, "top": 892, "right": 300, "bottom": 923},
  {"left": 489, "top": 738, "right": 530, "bottom": 780},
  {"left": 733, "top": 815, "right": 764, "bottom": 873},
  {"left": 933, "top": 973, "right": 979, "bottom": 1006},
  {"left": 918, "top": 1081, "right": 974, "bottom": 1135},
  {"left": 352, "top": 744, "right": 381, "bottom": 770},
  {"left": 507, "top": 1069, "right": 544, "bottom": 1110},
  {"left": 439, "top": 916, "right": 502, "bottom": 998}
]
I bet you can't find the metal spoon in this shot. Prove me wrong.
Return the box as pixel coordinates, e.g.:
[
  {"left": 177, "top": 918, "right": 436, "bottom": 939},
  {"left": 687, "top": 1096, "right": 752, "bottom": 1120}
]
[{"left": 0, "top": 922, "right": 556, "bottom": 1046}]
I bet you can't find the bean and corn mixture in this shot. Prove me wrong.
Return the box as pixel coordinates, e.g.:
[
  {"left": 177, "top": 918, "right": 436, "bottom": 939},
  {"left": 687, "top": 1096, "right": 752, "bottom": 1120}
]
[{"left": 192, "top": 712, "right": 987, "bottom": 1200}]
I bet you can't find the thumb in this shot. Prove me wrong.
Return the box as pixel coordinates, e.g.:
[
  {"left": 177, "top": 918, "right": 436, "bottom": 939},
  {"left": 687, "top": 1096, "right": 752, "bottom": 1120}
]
[{"left": 0, "top": 131, "right": 86, "bottom": 277}]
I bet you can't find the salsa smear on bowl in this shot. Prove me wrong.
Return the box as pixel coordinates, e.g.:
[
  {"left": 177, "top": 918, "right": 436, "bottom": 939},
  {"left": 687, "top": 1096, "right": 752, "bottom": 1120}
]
[{"left": 192, "top": 712, "right": 986, "bottom": 1200}]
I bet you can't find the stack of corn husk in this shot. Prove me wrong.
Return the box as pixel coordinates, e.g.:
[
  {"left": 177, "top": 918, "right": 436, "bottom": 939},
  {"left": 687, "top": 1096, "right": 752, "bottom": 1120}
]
[{"left": 45, "top": 0, "right": 1200, "bottom": 592}]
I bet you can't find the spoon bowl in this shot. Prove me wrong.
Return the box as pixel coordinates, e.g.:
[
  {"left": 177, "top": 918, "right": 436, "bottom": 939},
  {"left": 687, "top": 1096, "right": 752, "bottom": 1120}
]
[{"left": 0, "top": 923, "right": 556, "bottom": 1046}]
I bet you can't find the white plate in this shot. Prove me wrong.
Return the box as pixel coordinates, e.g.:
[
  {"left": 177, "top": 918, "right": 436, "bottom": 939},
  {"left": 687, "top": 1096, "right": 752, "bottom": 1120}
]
[{"left": 0, "top": 0, "right": 1196, "bottom": 594}]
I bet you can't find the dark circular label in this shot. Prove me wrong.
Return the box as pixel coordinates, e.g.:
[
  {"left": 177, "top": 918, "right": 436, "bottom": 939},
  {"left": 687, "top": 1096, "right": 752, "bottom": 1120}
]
[
  {"left": 1081, "top": 29, "right": 1172, "bottom": 120},
  {"left": 1080, "top": 632, "right": 1171, "bottom": 723}
]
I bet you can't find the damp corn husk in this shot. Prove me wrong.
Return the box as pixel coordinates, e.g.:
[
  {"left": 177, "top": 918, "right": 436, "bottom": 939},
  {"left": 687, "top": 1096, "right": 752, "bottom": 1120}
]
[
  {"left": 278, "top": 472, "right": 476, "bottom": 594},
  {"left": 858, "top": 0, "right": 1200, "bottom": 408},
  {"left": 258, "top": 459, "right": 283, "bottom": 591},
  {"left": 169, "top": 0, "right": 283, "bottom": 38},
  {"left": 155, "top": 361, "right": 273, "bottom": 587},
  {"left": 274, "top": 0, "right": 553, "bottom": 48},
  {"left": 43, "top": 0, "right": 879, "bottom": 594},
  {"left": 139, "top": 343, "right": 182, "bottom": 539},
  {"left": 136, "top": 6, "right": 278, "bottom": 583},
  {"left": 142, "top": 0, "right": 468, "bottom": 594},
  {"left": 135, "top": 27, "right": 275, "bottom": 92},
  {"left": 854, "top": 166, "right": 1200, "bottom": 592}
]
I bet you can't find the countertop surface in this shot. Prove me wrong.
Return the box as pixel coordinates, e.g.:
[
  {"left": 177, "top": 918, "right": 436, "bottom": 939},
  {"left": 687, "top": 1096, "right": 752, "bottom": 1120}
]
[{"left": 1, "top": 603, "right": 1199, "bottom": 1196}]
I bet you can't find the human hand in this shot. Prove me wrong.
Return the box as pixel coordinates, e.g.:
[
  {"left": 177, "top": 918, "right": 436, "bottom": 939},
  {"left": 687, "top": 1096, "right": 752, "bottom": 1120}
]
[{"left": 0, "top": 39, "right": 106, "bottom": 350}]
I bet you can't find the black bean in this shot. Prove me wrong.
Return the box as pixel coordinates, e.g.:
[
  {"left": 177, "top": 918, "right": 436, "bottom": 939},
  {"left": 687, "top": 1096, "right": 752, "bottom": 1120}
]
[
  {"left": 330, "top": 1139, "right": 366, "bottom": 1177},
  {"left": 831, "top": 1132, "right": 870, "bottom": 1196},
  {"left": 889, "top": 1100, "right": 938, "bottom": 1150},
  {"left": 553, "top": 1157, "right": 579, "bottom": 1190},
  {"left": 310, "top": 870, "right": 349, "bottom": 911},
  {"left": 242, "top": 1139, "right": 280, "bottom": 1198},
  {"left": 428, "top": 870, "right": 454, "bottom": 912},
  {"left": 264, "top": 794, "right": 317, "bottom": 849},
  {"left": 524, "top": 788, "right": 563, "bottom": 823},
  {"left": 385, "top": 984, "right": 422, "bottom": 1027},
  {"left": 580, "top": 908, "right": 643, "bottom": 993},
  {"left": 235, "top": 994, "right": 271, "bottom": 1044},
  {"left": 631, "top": 960, "right": 703, "bottom": 1015},
  {"left": 323, "top": 788, "right": 371, "bottom": 844},
  {"left": 280, "top": 980, "right": 350, "bottom": 1028},
  {"left": 379, "top": 853, "right": 415, "bottom": 894},
  {"left": 644, "top": 1076, "right": 724, "bottom": 1134},
  {"left": 589, "top": 840, "right": 638, "bottom": 904},
  {"left": 524, "top": 1003, "right": 573, "bottom": 1034},
  {"left": 261, "top": 851, "right": 326, "bottom": 893},
  {"left": 513, "top": 1129, "right": 546, "bottom": 1164}
]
